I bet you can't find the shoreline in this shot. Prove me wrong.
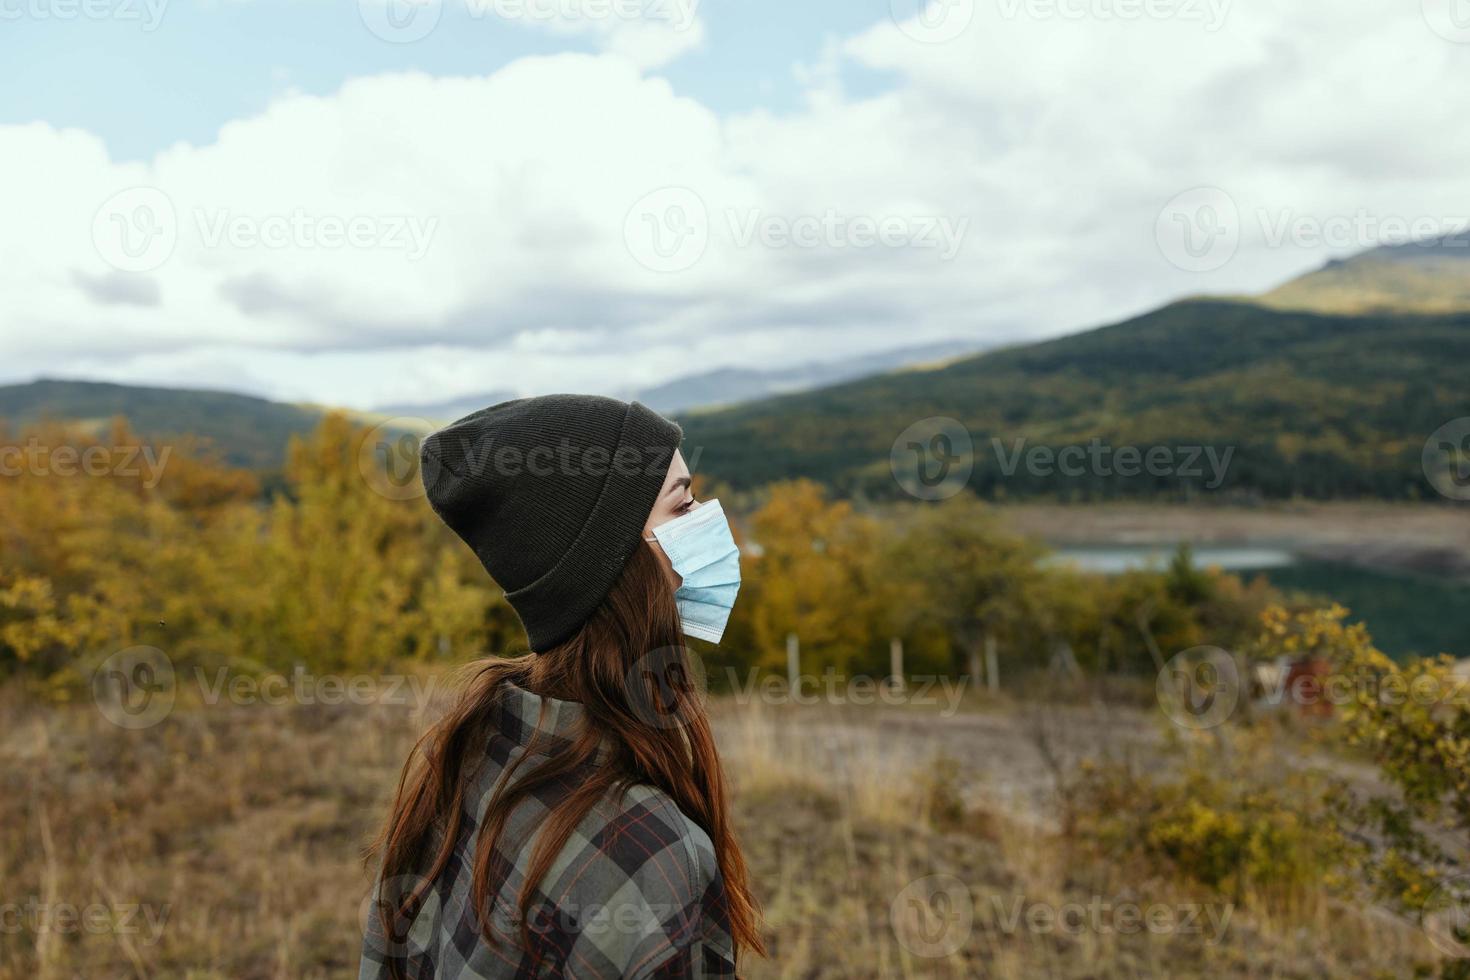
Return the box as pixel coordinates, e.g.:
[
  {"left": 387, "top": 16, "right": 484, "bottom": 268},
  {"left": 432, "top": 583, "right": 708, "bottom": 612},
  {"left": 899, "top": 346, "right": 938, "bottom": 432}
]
[{"left": 996, "top": 501, "right": 1470, "bottom": 580}]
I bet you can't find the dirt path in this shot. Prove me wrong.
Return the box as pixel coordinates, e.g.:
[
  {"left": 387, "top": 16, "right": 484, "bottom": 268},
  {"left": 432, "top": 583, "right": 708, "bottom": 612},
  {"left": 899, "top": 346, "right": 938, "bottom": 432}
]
[{"left": 714, "top": 700, "right": 1168, "bottom": 829}]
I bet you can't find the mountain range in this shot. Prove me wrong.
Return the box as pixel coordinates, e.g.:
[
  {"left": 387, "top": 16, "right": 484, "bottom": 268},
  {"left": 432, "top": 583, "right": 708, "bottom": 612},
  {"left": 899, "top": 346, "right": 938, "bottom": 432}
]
[
  {"left": 0, "top": 341, "right": 984, "bottom": 472},
  {"left": 669, "top": 233, "right": 1470, "bottom": 500},
  {"left": 4, "top": 236, "right": 1468, "bottom": 499},
  {"left": 369, "top": 341, "right": 985, "bottom": 421}
]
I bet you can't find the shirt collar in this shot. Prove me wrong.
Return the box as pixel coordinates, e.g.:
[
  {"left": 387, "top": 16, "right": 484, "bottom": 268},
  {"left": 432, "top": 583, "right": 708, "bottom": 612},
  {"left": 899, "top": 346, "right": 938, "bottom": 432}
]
[{"left": 495, "top": 680, "right": 611, "bottom": 766}]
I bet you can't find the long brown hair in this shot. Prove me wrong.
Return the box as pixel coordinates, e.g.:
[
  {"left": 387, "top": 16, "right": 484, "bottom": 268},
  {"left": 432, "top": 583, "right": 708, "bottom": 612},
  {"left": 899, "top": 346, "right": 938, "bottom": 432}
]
[{"left": 369, "top": 542, "right": 765, "bottom": 973}]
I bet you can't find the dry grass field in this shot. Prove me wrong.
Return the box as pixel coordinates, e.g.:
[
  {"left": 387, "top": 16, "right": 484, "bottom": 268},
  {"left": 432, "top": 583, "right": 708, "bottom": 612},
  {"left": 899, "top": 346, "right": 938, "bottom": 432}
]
[{"left": 0, "top": 675, "right": 1451, "bottom": 979}]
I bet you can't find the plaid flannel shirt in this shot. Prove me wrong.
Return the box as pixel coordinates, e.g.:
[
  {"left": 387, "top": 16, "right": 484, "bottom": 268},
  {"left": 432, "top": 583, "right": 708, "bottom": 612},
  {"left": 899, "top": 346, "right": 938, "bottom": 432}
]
[{"left": 359, "top": 681, "right": 737, "bottom": 980}]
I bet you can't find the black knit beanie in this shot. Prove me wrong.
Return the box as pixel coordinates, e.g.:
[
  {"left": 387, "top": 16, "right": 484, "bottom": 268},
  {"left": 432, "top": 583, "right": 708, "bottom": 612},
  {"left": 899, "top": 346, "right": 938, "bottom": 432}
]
[{"left": 419, "top": 394, "right": 682, "bottom": 652}]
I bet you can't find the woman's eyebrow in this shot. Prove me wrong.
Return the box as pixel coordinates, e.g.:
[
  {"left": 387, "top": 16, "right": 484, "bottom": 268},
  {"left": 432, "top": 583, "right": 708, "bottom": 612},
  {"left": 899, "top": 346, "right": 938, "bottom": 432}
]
[{"left": 666, "top": 476, "right": 692, "bottom": 495}]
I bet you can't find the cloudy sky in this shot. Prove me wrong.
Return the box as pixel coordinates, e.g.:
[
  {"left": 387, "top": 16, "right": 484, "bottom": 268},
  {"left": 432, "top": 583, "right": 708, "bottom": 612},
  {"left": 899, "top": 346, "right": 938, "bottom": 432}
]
[{"left": 3, "top": 0, "right": 1469, "bottom": 410}]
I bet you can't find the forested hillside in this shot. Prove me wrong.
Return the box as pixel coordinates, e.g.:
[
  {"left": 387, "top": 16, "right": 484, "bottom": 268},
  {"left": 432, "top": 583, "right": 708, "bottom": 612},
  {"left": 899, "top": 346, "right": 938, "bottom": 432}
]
[
  {"left": 0, "top": 379, "right": 329, "bottom": 470},
  {"left": 679, "top": 300, "right": 1470, "bottom": 500}
]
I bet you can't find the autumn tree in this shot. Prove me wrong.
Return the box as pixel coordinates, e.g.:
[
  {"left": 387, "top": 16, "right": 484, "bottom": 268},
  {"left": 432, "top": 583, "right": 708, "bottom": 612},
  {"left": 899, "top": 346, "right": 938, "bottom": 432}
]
[
  {"left": 738, "top": 480, "right": 887, "bottom": 676},
  {"left": 885, "top": 495, "right": 1052, "bottom": 678}
]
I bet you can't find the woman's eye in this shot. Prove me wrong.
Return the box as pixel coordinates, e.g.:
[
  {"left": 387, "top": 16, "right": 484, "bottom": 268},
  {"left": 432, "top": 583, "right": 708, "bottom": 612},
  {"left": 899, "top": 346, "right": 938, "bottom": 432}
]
[{"left": 676, "top": 497, "right": 695, "bottom": 514}]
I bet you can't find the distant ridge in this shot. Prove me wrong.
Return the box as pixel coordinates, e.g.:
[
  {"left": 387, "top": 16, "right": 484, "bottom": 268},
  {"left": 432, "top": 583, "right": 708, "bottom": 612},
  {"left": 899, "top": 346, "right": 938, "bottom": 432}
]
[
  {"left": 374, "top": 391, "right": 517, "bottom": 425},
  {"left": 364, "top": 341, "right": 990, "bottom": 421},
  {"left": 633, "top": 340, "right": 986, "bottom": 415},
  {"left": 1261, "top": 228, "right": 1470, "bottom": 315}
]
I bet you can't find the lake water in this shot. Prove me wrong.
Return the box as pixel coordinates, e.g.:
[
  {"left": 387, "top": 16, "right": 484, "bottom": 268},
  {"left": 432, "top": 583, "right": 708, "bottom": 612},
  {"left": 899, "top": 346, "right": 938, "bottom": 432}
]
[
  {"left": 1051, "top": 545, "right": 1470, "bottom": 661},
  {"left": 1050, "top": 545, "right": 1296, "bottom": 574}
]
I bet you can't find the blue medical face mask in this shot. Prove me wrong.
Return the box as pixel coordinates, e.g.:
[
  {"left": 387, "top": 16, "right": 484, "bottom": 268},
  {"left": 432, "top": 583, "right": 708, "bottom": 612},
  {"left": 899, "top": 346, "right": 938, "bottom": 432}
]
[{"left": 644, "top": 498, "right": 741, "bottom": 643}]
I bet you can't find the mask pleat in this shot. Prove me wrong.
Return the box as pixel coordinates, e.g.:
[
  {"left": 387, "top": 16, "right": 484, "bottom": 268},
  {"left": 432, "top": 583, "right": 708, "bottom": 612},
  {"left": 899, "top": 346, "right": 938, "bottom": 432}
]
[{"left": 651, "top": 499, "right": 741, "bottom": 643}]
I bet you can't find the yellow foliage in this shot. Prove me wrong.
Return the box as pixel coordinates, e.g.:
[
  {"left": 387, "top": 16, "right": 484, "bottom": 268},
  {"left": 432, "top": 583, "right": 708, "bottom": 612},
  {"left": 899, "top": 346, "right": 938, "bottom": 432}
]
[{"left": 0, "top": 415, "right": 510, "bottom": 689}]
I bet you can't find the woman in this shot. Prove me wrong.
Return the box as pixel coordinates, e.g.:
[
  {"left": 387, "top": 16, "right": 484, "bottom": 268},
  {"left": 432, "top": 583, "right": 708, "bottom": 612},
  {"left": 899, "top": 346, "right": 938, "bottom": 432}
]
[{"left": 360, "top": 394, "right": 765, "bottom": 979}]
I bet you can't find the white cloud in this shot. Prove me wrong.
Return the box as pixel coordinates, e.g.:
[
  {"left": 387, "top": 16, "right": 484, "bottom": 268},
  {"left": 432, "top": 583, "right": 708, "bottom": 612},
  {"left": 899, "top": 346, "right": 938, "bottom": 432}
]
[
  {"left": 4, "top": 0, "right": 1470, "bottom": 408},
  {"left": 377, "top": 0, "right": 709, "bottom": 69}
]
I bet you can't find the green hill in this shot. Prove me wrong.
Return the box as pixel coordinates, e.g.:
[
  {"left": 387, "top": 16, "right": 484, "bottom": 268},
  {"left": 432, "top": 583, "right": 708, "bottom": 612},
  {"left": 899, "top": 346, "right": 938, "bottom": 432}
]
[
  {"left": 677, "top": 299, "right": 1470, "bottom": 501},
  {"left": 0, "top": 379, "right": 331, "bottom": 471}
]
